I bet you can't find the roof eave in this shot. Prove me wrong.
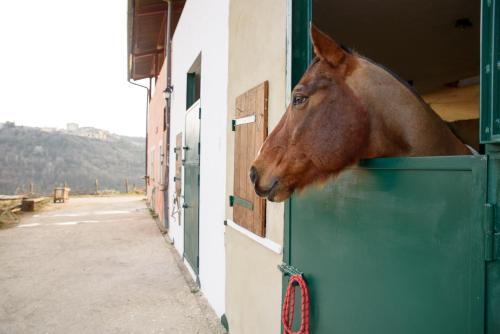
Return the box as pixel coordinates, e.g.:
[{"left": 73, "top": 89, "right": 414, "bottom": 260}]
[{"left": 127, "top": 0, "right": 134, "bottom": 81}]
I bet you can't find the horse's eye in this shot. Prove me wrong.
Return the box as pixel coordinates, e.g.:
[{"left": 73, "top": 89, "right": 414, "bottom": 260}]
[{"left": 292, "top": 95, "right": 308, "bottom": 106}]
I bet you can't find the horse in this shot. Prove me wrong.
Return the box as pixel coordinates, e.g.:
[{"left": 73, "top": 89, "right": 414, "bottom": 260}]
[{"left": 250, "top": 25, "right": 472, "bottom": 203}]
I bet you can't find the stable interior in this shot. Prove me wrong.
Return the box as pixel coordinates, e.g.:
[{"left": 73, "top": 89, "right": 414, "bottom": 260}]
[{"left": 313, "top": 0, "right": 481, "bottom": 150}]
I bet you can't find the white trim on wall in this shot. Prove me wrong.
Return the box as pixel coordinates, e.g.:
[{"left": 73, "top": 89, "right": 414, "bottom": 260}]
[{"left": 225, "top": 219, "right": 282, "bottom": 254}]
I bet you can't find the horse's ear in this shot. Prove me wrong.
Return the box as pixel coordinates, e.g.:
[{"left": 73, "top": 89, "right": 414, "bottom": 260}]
[{"left": 311, "top": 24, "right": 346, "bottom": 67}]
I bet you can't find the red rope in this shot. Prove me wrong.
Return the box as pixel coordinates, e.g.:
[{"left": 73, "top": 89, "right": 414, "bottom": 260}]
[{"left": 282, "top": 274, "right": 310, "bottom": 334}]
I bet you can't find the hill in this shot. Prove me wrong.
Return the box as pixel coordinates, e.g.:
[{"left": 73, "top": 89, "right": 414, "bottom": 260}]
[{"left": 0, "top": 124, "right": 145, "bottom": 195}]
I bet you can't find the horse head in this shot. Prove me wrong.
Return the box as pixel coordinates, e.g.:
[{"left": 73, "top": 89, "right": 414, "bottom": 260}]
[{"left": 250, "top": 25, "right": 469, "bottom": 202}]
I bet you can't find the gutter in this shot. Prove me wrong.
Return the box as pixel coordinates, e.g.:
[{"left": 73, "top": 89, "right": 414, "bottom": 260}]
[
  {"left": 128, "top": 0, "right": 151, "bottom": 189},
  {"left": 163, "top": 0, "right": 173, "bottom": 229},
  {"left": 128, "top": 79, "right": 151, "bottom": 189}
]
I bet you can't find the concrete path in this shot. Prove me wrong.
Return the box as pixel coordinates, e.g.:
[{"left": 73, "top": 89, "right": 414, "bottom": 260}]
[{"left": 0, "top": 196, "right": 223, "bottom": 334}]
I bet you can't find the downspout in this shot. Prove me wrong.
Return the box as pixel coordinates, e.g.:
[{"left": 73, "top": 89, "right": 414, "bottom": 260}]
[
  {"left": 163, "top": 0, "right": 173, "bottom": 228},
  {"left": 128, "top": 0, "right": 151, "bottom": 192},
  {"left": 128, "top": 79, "right": 150, "bottom": 189}
]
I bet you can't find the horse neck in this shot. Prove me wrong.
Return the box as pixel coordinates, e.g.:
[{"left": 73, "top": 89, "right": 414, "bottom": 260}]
[{"left": 347, "top": 60, "right": 470, "bottom": 157}]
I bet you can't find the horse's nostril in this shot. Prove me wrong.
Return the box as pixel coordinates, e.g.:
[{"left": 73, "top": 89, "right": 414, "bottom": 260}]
[{"left": 249, "top": 166, "right": 258, "bottom": 184}]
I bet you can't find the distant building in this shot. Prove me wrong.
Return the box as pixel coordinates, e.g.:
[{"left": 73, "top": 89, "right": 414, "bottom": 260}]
[
  {"left": 41, "top": 127, "right": 57, "bottom": 133},
  {"left": 67, "top": 123, "right": 79, "bottom": 132},
  {"left": 78, "top": 127, "right": 109, "bottom": 140},
  {"left": 63, "top": 124, "right": 110, "bottom": 141}
]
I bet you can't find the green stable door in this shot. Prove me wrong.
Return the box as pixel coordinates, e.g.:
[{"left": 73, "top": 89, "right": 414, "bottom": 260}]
[
  {"left": 283, "top": 0, "right": 500, "bottom": 332},
  {"left": 184, "top": 101, "right": 201, "bottom": 274},
  {"left": 284, "top": 157, "right": 488, "bottom": 333}
]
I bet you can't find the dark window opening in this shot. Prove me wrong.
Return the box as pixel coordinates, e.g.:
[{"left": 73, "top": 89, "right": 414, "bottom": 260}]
[
  {"left": 186, "top": 54, "right": 201, "bottom": 110},
  {"left": 312, "top": 0, "right": 481, "bottom": 152}
]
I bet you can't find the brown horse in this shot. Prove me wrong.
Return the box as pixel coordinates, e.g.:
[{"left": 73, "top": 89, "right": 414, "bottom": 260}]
[{"left": 250, "top": 25, "right": 472, "bottom": 202}]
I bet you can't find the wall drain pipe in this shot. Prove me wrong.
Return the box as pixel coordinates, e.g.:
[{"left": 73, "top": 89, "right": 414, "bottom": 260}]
[
  {"left": 162, "top": 0, "right": 174, "bottom": 229},
  {"left": 128, "top": 78, "right": 150, "bottom": 189}
]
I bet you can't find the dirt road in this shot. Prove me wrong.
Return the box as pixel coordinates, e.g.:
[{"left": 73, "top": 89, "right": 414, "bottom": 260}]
[{"left": 0, "top": 196, "right": 222, "bottom": 334}]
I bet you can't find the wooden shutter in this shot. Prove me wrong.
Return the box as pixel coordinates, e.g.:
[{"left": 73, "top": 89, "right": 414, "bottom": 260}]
[
  {"left": 174, "top": 132, "right": 182, "bottom": 198},
  {"left": 232, "top": 81, "right": 268, "bottom": 237}
]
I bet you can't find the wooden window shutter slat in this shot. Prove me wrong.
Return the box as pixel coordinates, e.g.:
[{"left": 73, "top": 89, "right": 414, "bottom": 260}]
[{"left": 233, "top": 81, "right": 268, "bottom": 237}]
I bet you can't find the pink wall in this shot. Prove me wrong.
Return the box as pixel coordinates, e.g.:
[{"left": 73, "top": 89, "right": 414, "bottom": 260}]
[{"left": 147, "top": 64, "right": 167, "bottom": 224}]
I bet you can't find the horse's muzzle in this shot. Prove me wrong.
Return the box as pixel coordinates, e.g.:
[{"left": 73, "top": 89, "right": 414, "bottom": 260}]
[
  {"left": 249, "top": 166, "right": 258, "bottom": 184},
  {"left": 255, "top": 180, "right": 279, "bottom": 198},
  {"left": 250, "top": 165, "right": 279, "bottom": 199}
]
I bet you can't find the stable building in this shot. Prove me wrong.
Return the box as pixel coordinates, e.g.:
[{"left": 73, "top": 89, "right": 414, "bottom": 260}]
[
  {"left": 127, "top": 0, "right": 228, "bottom": 320},
  {"left": 128, "top": 0, "right": 500, "bottom": 333}
]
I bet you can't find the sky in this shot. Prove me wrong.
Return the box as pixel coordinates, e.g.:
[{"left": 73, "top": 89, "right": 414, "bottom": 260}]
[{"left": 0, "top": 0, "right": 147, "bottom": 137}]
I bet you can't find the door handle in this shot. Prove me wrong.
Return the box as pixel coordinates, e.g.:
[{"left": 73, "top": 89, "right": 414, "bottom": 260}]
[
  {"left": 182, "top": 146, "right": 190, "bottom": 150},
  {"left": 182, "top": 203, "right": 189, "bottom": 209}
]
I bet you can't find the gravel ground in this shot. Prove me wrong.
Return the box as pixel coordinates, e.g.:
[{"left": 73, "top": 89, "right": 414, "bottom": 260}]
[{"left": 0, "top": 195, "right": 224, "bottom": 334}]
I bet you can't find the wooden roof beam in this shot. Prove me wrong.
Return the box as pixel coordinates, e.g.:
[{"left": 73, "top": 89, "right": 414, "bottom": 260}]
[
  {"left": 135, "top": 9, "right": 166, "bottom": 17},
  {"left": 156, "top": 12, "right": 167, "bottom": 50},
  {"left": 132, "top": 49, "right": 165, "bottom": 57},
  {"left": 135, "top": 3, "right": 167, "bottom": 17}
]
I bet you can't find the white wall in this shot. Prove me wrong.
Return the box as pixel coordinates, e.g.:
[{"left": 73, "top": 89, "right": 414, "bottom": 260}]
[{"left": 167, "top": 0, "right": 229, "bottom": 317}]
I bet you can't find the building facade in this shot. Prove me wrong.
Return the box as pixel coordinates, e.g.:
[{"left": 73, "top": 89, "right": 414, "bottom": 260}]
[
  {"left": 128, "top": 1, "right": 287, "bottom": 332},
  {"left": 166, "top": 0, "right": 229, "bottom": 316},
  {"left": 128, "top": 1, "right": 500, "bottom": 333},
  {"left": 224, "top": 1, "right": 287, "bottom": 332}
]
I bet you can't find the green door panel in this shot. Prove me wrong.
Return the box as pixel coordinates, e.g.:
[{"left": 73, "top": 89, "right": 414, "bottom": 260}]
[
  {"left": 184, "top": 102, "right": 200, "bottom": 274},
  {"left": 184, "top": 165, "right": 199, "bottom": 272},
  {"left": 184, "top": 103, "right": 200, "bottom": 165},
  {"left": 487, "top": 155, "right": 500, "bottom": 333},
  {"left": 481, "top": 0, "right": 500, "bottom": 143},
  {"left": 284, "top": 156, "right": 487, "bottom": 334},
  {"left": 291, "top": 0, "right": 312, "bottom": 88}
]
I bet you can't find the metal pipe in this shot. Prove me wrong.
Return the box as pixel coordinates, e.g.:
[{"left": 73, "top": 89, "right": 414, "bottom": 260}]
[
  {"left": 166, "top": 1, "right": 173, "bottom": 86},
  {"left": 128, "top": 1, "right": 152, "bottom": 192},
  {"left": 127, "top": 78, "right": 150, "bottom": 189},
  {"left": 162, "top": 0, "right": 173, "bottom": 229}
]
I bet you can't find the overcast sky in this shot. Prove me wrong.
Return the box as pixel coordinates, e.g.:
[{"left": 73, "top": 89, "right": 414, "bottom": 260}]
[{"left": 0, "top": 0, "right": 147, "bottom": 137}]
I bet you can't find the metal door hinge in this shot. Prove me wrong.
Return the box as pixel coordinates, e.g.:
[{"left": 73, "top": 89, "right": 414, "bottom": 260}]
[
  {"left": 484, "top": 203, "right": 500, "bottom": 261},
  {"left": 229, "top": 195, "right": 253, "bottom": 210},
  {"left": 232, "top": 114, "right": 256, "bottom": 131},
  {"left": 198, "top": 108, "right": 201, "bottom": 119},
  {"left": 278, "top": 263, "right": 303, "bottom": 276}
]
